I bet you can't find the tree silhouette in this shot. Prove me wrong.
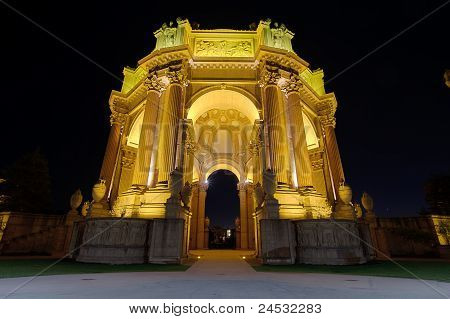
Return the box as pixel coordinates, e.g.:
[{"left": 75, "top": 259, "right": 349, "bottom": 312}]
[{"left": 0, "top": 149, "right": 52, "bottom": 213}]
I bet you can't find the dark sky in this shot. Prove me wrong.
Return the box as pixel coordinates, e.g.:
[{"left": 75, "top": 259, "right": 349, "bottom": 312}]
[
  {"left": 0, "top": 1, "right": 448, "bottom": 217},
  {"left": 205, "top": 170, "right": 240, "bottom": 228}
]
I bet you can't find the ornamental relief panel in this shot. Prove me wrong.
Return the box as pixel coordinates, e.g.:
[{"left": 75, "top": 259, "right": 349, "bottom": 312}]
[{"left": 194, "top": 39, "right": 254, "bottom": 57}]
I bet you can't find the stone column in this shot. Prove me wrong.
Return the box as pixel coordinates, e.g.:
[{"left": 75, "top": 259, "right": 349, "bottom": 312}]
[
  {"left": 196, "top": 182, "right": 208, "bottom": 249},
  {"left": 157, "top": 68, "right": 188, "bottom": 184},
  {"left": 131, "top": 74, "right": 165, "bottom": 187},
  {"left": 319, "top": 111, "right": 345, "bottom": 199},
  {"left": 189, "top": 184, "right": 199, "bottom": 250},
  {"left": 100, "top": 111, "right": 126, "bottom": 199},
  {"left": 259, "top": 65, "right": 289, "bottom": 184},
  {"left": 246, "top": 184, "right": 256, "bottom": 249},
  {"left": 238, "top": 182, "right": 248, "bottom": 249},
  {"left": 283, "top": 79, "right": 315, "bottom": 190}
]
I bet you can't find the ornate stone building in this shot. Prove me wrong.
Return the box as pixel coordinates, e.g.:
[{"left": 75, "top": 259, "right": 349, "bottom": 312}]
[{"left": 81, "top": 19, "right": 369, "bottom": 264}]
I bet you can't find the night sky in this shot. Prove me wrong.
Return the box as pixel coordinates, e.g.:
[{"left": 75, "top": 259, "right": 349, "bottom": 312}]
[
  {"left": 205, "top": 170, "right": 240, "bottom": 228},
  {"left": 1, "top": 1, "right": 448, "bottom": 219}
]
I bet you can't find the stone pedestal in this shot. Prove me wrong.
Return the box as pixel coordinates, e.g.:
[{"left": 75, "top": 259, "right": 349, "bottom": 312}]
[
  {"left": 148, "top": 219, "right": 184, "bottom": 264},
  {"left": 76, "top": 218, "right": 149, "bottom": 264},
  {"left": 261, "top": 198, "right": 280, "bottom": 219},
  {"left": 76, "top": 217, "right": 185, "bottom": 264},
  {"left": 90, "top": 202, "right": 111, "bottom": 218},
  {"left": 165, "top": 198, "right": 184, "bottom": 219},
  {"left": 259, "top": 219, "right": 296, "bottom": 265},
  {"left": 334, "top": 203, "right": 355, "bottom": 220}
]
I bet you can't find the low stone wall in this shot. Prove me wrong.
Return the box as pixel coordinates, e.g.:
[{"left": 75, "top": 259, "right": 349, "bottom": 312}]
[
  {"left": 74, "top": 218, "right": 184, "bottom": 264},
  {"left": 260, "top": 219, "right": 371, "bottom": 265},
  {"left": 375, "top": 216, "right": 441, "bottom": 257},
  {"left": 0, "top": 212, "right": 67, "bottom": 256}
]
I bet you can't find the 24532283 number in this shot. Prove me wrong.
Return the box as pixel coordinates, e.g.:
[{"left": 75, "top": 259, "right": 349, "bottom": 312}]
[{"left": 258, "top": 303, "right": 321, "bottom": 314}]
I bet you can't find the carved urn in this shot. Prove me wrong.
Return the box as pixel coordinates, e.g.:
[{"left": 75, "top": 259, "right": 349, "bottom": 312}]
[
  {"left": 70, "top": 189, "right": 83, "bottom": 211},
  {"left": 263, "top": 169, "right": 277, "bottom": 199},
  {"left": 361, "top": 192, "right": 374, "bottom": 212},
  {"left": 92, "top": 179, "right": 106, "bottom": 202},
  {"left": 338, "top": 184, "right": 352, "bottom": 205}
]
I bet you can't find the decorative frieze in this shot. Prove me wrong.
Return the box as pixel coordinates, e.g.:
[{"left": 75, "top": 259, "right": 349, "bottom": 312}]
[{"left": 194, "top": 39, "right": 253, "bottom": 57}]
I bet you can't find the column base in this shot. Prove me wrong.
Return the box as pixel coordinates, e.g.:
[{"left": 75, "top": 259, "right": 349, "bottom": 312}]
[{"left": 260, "top": 219, "right": 296, "bottom": 265}]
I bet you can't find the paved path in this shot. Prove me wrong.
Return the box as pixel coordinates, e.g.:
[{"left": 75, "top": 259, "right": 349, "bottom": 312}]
[{"left": 1, "top": 250, "right": 449, "bottom": 299}]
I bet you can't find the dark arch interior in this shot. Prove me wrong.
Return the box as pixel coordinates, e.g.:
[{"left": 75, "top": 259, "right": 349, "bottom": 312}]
[{"left": 205, "top": 169, "right": 239, "bottom": 249}]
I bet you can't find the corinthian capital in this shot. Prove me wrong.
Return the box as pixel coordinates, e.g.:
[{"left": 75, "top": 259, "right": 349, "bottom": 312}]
[
  {"left": 166, "top": 67, "right": 189, "bottom": 87},
  {"left": 258, "top": 65, "right": 281, "bottom": 88},
  {"left": 318, "top": 113, "right": 336, "bottom": 128},
  {"left": 237, "top": 182, "right": 248, "bottom": 192},
  {"left": 280, "top": 73, "right": 303, "bottom": 95},
  {"left": 144, "top": 72, "right": 166, "bottom": 94},
  {"left": 110, "top": 111, "right": 127, "bottom": 127}
]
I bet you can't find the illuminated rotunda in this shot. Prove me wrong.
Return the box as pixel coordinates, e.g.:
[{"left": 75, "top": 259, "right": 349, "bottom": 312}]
[{"left": 78, "top": 19, "right": 372, "bottom": 265}]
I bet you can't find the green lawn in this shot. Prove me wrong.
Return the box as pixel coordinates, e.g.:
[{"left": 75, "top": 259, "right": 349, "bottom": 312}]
[
  {"left": 0, "top": 259, "right": 190, "bottom": 278},
  {"left": 253, "top": 260, "right": 450, "bottom": 282}
]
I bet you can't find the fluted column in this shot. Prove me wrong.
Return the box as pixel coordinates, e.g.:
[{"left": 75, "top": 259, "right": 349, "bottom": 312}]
[
  {"left": 157, "top": 68, "right": 188, "bottom": 184},
  {"left": 189, "top": 184, "right": 199, "bottom": 249},
  {"left": 100, "top": 111, "right": 126, "bottom": 199},
  {"left": 283, "top": 78, "right": 314, "bottom": 190},
  {"left": 196, "top": 182, "right": 208, "bottom": 249},
  {"left": 131, "top": 74, "right": 165, "bottom": 186},
  {"left": 259, "top": 66, "right": 289, "bottom": 184},
  {"left": 238, "top": 182, "right": 248, "bottom": 249},
  {"left": 320, "top": 111, "right": 345, "bottom": 199},
  {"left": 246, "top": 184, "right": 255, "bottom": 249}
]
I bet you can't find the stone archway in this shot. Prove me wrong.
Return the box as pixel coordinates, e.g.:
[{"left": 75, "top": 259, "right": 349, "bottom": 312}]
[
  {"left": 205, "top": 169, "right": 240, "bottom": 249},
  {"left": 186, "top": 89, "right": 260, "bottom": 251}
]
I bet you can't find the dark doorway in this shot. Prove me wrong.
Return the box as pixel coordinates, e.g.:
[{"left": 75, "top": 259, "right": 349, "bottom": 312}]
[{"left": 205, "top": 169, "right": 239, "bottom": 249}]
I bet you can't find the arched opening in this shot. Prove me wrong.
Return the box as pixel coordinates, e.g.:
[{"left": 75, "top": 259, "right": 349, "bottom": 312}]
[{"left": 205, "top": 169, "right": 239, "bottom": 249}]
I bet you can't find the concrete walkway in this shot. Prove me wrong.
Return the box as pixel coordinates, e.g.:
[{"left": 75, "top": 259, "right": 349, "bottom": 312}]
[{"left": 1, "top": 250, "right": 449, "bottom": 299}]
